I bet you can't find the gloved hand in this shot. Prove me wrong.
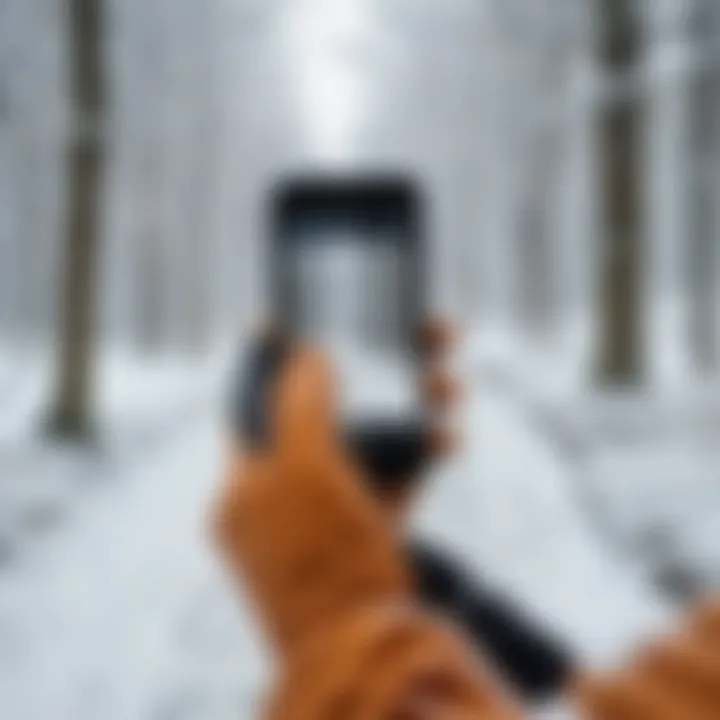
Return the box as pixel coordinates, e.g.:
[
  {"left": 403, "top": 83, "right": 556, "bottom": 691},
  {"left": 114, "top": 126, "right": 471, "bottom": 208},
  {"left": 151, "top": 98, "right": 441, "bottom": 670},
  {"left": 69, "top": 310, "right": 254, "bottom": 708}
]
[
  {"left": 212, "top": 345, "right": 522, "bottom": 720},
  {"left": 214, "top": 334, "right": 720, "bottom": 720},
  {"left": 576, "top": 602, "right": 720, "bottom": 719},
  {"left": 214, "top": 346, "right": 411, "bottom": 652},
  {"left": 231, "top": 319, "right": 461, "bottom": 490}
]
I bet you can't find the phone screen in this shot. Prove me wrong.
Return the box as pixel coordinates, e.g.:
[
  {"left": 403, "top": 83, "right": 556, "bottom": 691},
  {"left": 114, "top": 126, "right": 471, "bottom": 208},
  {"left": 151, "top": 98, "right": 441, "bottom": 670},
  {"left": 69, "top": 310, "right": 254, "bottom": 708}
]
[{"left": 273, "top": 179, "right": 423, "bottom": 426}]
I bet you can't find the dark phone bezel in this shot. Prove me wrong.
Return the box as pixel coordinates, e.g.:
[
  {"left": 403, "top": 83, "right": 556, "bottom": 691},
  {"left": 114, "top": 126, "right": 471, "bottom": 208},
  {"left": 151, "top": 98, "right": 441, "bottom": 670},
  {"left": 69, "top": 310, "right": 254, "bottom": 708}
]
[
  {"left": 250, "top": 173, "right": 431, "bottom": 482},
  {"left": 268, "top": 173, "right": 427, "bottom": 353}
]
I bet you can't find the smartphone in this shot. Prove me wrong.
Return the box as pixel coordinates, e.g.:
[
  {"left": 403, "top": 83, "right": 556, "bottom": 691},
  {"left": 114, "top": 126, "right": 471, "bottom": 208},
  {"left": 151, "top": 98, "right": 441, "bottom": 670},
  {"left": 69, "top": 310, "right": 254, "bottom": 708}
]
[{"left": 269, "top": 175, "right": 428, "bottom": 481}]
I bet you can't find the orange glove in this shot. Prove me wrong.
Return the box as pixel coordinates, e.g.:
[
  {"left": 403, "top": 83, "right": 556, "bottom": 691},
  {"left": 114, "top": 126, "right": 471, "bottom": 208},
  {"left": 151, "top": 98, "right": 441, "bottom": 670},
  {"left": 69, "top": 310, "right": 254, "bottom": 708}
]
[
  {"left": 576, "top": 602, "right": 720, "bottom": 719},
  {"left": 213, "top": 347, "right": 410, "bottom": 652},
  {"left": 212, "top": 346, "right": 522, "bottom": 720}
]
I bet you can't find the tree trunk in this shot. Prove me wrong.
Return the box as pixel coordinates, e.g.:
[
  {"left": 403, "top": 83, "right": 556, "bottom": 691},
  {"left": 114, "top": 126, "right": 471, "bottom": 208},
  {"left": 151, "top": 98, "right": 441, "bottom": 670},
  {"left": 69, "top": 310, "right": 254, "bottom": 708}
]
[
  {"left": 595, "top": 0, "right": 644, "bottom": 385},
  {"left": 517, "top": 119, "right": 563, "bottom": 340},
  {"left": 136, "top": 228, "right": 166, "bottom": 353},
  {"left": 688, "top": 0, "right": 720, "bottom": 374},
  {"left": 46, "top": 0, "right": 104, "bottom": 440},
  {"left": 515, "top": 31, "right": 568, "bottom": 342},
  {"left": 182, "top": 108, "right": 216, "bottom": 354}
]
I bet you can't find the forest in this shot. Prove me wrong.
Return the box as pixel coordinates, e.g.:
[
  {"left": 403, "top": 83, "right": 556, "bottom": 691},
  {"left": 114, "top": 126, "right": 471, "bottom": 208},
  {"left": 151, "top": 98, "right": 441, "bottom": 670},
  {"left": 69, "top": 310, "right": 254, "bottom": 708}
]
[{"left": 0, "top": 1, "right": 719, "bottom": 719}]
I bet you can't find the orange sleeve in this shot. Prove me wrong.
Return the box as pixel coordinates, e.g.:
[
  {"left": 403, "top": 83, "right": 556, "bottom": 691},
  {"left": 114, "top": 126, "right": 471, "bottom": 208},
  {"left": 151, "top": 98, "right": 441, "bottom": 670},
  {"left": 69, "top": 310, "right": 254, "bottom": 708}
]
[
  {"left": 269, "top": 603, "right": 523, "bottom": 720},
  {"left": 214, "top": 341, "right": 523, "bottom": 719},
  {"left": 577, "top": 602, "right": 720, "bottom": 719},
  {"left": 213, "top": 448, "right": 523, "bottom": 720},
  {"left": 213, "top": 448, "right": 411, "bottom": 655}
]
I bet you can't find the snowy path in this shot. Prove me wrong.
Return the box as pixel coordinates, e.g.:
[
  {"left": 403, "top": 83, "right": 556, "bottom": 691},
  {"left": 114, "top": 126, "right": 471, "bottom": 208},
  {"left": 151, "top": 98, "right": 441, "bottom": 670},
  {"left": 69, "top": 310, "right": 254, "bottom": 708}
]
[
  {"left": 0, "top": 380, "right": 680, "bottom": 720},
  {"left": 0, "top": 409, "right": 267, "bottom": 720},
  {"left": 414, "top": 377, "right": 675, "bottom": 667}
]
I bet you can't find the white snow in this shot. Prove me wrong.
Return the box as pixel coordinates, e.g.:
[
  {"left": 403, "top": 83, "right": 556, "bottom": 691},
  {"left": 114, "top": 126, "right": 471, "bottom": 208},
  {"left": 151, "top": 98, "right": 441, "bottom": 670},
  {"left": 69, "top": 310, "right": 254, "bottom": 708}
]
[
  {"left": 1, "top": 1, "right": 719, "bottom": 716},
  {"left": 0, "top": 362, "right": 268, "bottom": 720},
  {"left": 2, "top": 337, "right": 714, "bottom": 719}
]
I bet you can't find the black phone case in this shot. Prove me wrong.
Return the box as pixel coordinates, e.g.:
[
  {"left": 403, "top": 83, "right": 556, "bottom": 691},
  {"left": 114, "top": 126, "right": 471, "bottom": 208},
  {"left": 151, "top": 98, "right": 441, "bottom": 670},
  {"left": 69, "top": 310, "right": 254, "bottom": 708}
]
[{"left": 232, "top": 174, "right": 429, "bottom": 487}]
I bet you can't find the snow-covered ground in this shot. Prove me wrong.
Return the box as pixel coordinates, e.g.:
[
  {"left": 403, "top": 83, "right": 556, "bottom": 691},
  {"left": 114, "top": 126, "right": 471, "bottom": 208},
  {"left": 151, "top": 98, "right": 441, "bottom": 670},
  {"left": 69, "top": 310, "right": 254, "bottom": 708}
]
[
  {"left": 0, "top": 345, "right": 226, "bottom": 561},
  {"left": 3, "top": 337, "right": 718, "bottom": 719},
  {"left": 0, "top": 348, "right": 267, "bottom": 720},
  {"left": 0, "top": 405, "right": 268, "bottom": 720},
  {"left": 462, "top": 305, "right": 720, "bottom": 598},
  {"left": 415, "top": 375, "right": 676, "bottom": 670}
]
